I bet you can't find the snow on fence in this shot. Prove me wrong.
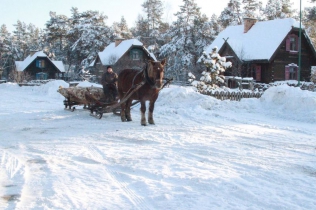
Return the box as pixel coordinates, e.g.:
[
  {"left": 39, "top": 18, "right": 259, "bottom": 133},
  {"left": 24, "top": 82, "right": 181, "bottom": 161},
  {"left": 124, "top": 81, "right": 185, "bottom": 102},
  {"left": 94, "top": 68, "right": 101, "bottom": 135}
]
[{"left": 206, "top": 91, "right": 263, "bottom": 101}]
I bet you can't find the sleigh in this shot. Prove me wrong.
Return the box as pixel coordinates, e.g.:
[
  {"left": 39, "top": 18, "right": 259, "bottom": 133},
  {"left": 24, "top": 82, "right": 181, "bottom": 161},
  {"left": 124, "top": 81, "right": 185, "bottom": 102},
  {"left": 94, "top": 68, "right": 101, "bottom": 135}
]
[
  {"left": 57, "top": 86, "right": 120, "bottom": 118},
  {"left": 58, "top": 86, "right": 90, "bottom": 110},
  {"left": 57, "top": 77, "right": 173, "bottom": 119}
]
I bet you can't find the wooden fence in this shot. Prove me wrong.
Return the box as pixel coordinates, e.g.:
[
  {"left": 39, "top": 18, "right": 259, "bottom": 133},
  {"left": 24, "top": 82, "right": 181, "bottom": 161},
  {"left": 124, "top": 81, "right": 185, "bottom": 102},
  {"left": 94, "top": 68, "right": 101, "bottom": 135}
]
[{"left": 205, "top": 91, "right": 263, "bottom": 101}]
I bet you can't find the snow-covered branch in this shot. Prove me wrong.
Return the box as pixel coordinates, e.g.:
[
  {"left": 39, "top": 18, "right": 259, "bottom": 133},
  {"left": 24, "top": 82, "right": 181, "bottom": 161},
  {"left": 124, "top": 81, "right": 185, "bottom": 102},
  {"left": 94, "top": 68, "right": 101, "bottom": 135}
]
[{"left": 189, "top": 47, "right": 232, "bottom": 93}]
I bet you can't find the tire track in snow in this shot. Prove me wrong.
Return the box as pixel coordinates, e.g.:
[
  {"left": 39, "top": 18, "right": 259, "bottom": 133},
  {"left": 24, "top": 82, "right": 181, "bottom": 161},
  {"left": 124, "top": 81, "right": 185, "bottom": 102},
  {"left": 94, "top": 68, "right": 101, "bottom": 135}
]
[{"left": 85, "top": 144, "right": 153, "bottom": 210}]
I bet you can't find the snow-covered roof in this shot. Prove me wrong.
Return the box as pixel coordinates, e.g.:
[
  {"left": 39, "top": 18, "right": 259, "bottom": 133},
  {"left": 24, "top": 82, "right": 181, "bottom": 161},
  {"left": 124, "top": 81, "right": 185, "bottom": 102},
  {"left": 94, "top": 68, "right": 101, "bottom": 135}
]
[
  {"left": 15, "top": 51, "right": 65, "bottom": 72},
  {"left": 95, "top": 39, "right": 156, "bottom": 66},
  {"left": 202, "top": 18, "right": 303, "bottom": 62},
  {"left": 52, "top": 61, "right": 65, "bottom": 72}
]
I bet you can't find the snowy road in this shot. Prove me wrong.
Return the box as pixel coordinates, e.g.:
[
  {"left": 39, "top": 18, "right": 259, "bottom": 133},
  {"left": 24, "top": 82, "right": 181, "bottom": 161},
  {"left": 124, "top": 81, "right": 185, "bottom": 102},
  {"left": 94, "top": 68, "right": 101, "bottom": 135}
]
[{"left": 0, "top": 81, "right": 316, "bottom": 209}]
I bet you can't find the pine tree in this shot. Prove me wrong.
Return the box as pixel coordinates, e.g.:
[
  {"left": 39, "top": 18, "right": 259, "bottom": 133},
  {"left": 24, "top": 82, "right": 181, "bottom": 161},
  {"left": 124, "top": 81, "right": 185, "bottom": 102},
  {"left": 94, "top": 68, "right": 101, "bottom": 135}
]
[
  {"left": 141, "top": 0, "right": 164, "bottom": 36},
  {"left": 264, "top": 0, "right": 293, "bottom": 20},
  {"left": 193, "top": 14, "right": 219, "bottom": 59},
  {"left": 303, "top": 4, "right": 316, "bottom": 47},
  {"left": 112, "top": 16, "right": 133, "bottom": 39},
  {"left": 132, "top": 15, "right": 149, "bottom": 39},
  {"left": 189, "top": 47, "right": 232, "bottom": 92},
  {"left": 0, "top": 25, "right": 13, "bottom": 78},
  {"left": 12, "top": 21, "right": 29, "bottom": 61},
  {"left": 219, "top": 0, "right": 243, "bottom": 28},
  {"left": 45, "top": 11, "right": 70, "bottom": 60},
  {"left": 160, "top": 0, "right": 213, "bottom": 81},
  {"left": 66, "top": 8, "right": 112, "bottom": 69},
  {"left": 242, "top": 0, "right": 260, "bottom": 18}
]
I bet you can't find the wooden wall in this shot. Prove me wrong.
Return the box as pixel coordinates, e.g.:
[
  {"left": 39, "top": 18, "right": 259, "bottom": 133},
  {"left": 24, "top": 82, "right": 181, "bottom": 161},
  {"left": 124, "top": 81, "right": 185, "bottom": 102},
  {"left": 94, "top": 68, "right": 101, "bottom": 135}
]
[
  {"left": 270, "top": 30, "right": 316, "bottom": 83},
  {"left": 25, "top": 58, "right": 62, "bottom": 79}
]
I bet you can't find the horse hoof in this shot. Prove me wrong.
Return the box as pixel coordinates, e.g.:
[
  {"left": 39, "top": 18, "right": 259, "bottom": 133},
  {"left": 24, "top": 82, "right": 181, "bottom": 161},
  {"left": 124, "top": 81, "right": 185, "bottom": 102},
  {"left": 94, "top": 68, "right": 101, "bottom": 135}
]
[{"left": 141, "top": 123, "right": 147, "bottom": 126}]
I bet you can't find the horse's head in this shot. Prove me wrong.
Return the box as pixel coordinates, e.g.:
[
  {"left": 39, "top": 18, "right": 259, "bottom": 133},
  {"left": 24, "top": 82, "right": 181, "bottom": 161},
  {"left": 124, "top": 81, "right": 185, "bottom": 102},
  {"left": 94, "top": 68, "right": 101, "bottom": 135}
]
[{"left": 147, "top": 59, "right": 166, "bottom": 89}]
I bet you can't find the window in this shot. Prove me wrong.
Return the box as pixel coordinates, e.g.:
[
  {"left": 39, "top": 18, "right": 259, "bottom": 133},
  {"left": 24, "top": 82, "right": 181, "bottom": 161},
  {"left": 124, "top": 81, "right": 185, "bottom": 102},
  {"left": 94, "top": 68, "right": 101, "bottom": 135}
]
[
  {"left": 130, "top": 49, "right": 142, "bottom": 60},
  {"left": 36, "top": 60, "right": 46, "bottom": 68},
  {"left": 290, "top": 37, "right": 296, "bottom": 51},
  {"left": 285, "top": 65, "right": 298, "bottom": 80},
  {"left": 289, "top": 66, "right": 297, "bottom": 79},
  {"left": 286, "top": 34, "right": 298, "bottom": 52}
]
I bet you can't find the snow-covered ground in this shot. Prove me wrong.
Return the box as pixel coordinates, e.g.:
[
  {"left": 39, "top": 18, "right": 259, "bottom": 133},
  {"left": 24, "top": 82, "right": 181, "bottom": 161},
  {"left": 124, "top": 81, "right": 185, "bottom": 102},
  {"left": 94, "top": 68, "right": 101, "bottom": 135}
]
[{"left": 0, "top": 80, "right": 315, "bottom": 210}]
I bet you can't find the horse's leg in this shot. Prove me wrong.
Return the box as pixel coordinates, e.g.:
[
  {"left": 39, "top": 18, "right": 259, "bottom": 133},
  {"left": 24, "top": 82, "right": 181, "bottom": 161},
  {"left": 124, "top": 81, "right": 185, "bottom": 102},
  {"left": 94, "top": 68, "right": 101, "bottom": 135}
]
[
  {"left": 120, "top": 101, "right": 127, "bottom": 122},
  {"left": 140, "top": 100, "right": 147, "bottom": 126},
  {"left": 125, "top": 99, "right": 133, "bottom": 121},
  {"left": 148, "top": 98, "right": 157, "bottom": 125}
]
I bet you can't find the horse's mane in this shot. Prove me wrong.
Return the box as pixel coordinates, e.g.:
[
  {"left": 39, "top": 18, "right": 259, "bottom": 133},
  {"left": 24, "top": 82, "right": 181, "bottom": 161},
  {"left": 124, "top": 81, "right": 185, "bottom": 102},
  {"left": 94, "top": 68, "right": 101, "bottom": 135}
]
[{"left": 143, "top": 62, "right": 156, "bottom": 87}]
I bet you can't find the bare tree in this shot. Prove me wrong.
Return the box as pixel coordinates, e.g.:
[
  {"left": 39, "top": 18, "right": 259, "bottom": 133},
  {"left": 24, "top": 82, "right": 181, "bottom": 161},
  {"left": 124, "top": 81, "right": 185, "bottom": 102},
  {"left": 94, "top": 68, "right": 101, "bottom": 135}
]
[{"left": 8, "top": 70, "right": 32, "bottom": 83}]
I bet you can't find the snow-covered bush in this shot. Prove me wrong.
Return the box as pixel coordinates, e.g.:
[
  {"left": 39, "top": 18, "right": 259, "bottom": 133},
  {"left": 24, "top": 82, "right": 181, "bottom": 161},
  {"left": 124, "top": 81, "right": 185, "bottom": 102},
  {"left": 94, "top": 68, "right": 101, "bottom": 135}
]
[{"left": 189, "top": 47, "right": 232, "bottom": 93}]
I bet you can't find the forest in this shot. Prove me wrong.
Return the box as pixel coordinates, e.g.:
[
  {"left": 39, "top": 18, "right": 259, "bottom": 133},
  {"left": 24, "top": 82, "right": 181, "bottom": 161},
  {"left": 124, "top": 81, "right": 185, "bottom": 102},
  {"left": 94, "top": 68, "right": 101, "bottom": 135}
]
[{"left": 0, "top": 0, "right": 315, "bottom": 82}]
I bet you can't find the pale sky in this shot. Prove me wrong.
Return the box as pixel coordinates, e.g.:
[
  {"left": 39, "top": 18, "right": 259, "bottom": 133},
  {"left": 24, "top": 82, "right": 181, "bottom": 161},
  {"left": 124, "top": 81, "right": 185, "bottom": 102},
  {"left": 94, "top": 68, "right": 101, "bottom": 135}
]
[{"left": 0, "top": 0, "right": 313, "bottom": 33}]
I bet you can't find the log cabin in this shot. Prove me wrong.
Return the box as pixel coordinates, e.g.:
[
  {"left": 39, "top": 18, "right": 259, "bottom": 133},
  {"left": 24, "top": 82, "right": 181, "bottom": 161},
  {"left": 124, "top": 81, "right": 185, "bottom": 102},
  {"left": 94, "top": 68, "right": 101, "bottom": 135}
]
[
  {"left": 89, "top": 38, "right": 157, "bottom": 81},
  {"left": 15, "top": 51, "right": 65, "bottom": 80},
  {"left": 201, "top": 18, "right": 316, "bottom": 86}
]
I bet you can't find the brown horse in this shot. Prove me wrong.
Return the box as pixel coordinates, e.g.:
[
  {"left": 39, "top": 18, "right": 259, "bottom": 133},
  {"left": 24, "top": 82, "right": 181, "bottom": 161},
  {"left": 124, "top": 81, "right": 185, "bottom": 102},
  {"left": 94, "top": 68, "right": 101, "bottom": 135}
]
[{"left": 117, "top": 59, "right": 166, "bottom": 126}]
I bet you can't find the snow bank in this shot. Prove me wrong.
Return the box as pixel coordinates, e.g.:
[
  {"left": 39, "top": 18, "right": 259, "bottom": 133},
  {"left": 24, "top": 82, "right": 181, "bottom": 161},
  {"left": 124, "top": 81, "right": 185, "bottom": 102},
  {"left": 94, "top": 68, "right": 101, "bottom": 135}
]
[
  {"left": 40, "top": 80, "right": 69, "bottom": 97},
  {"left": 260, "top": 85, "right": 316, "bottom": 122},
  {"left": 159, "top": 85, "right": 316, "bottom": 123},
  {"left": 0, "top": 82, "right": 20, "bottom": 91}
]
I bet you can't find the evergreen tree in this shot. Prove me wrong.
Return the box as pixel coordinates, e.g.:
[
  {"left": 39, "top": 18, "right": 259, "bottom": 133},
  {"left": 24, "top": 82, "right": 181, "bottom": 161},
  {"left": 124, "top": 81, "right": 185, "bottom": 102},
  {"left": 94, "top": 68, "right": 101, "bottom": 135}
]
[
  {"left": 112, "top": 16, "right": 133, "bottom": 39},
  {"left": 26, "top": 24, "right": 43, "bottom": 53},
  {"left": 131, "top": 15, "right": 148, "bottom": 39},
  {"left": 141, "top": 0, "right": 164, "bottom": 37},
  {"left": 281, "top": 0, "right": 294, "bottom": 17},
  {"left": 193, "top": 14, "right": 219, "bottom": 59},
  {"left": 242, "top": 0, "right": 260, "bottom": 18},
  {"left": 12, "top": 21, "right": 29, "bottom": 61},
  {"left": 66, "top": 8, "right": 112, "bottom": 69},
  {"left": 189, "top": 47, "right": 232, "bottom": 92},
  {"left": 45, "top": 11, "right": 70, "bottom": 60},
  {"left": 219, "top": 0, "right": 243, "bottom": 28},
  {"left": 160, "top": 0, "right": 214, "bottom": 81},
  {"left": 303, "top": 3, "right": 316, "bottom": 47},
  {"left": 0, "top": 25, "right": 13, "bottom": 78},
  {"left": 138, "top": 0, "right": 169, "bottom": 58}
]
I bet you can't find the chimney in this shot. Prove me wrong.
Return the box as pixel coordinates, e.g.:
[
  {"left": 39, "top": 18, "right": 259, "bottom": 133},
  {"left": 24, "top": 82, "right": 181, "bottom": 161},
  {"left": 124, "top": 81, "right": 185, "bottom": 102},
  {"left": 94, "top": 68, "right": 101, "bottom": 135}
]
[
  {"left": 115, "top": 37, "right": 124, "bottom": 47},
  {"left": 243, "top": 18, "right": 257, "bottom": 33}
]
